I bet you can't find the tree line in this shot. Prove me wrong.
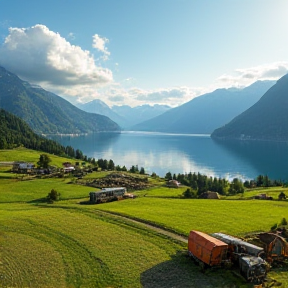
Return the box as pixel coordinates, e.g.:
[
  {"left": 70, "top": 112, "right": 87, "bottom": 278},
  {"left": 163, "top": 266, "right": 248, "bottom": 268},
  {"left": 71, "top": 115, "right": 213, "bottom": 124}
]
[
  {"left": 165, "top": 171, "right": 284, "bottom": 196},
  {"left": 0, "top": 109, "right": 88, "bottom": 160}
]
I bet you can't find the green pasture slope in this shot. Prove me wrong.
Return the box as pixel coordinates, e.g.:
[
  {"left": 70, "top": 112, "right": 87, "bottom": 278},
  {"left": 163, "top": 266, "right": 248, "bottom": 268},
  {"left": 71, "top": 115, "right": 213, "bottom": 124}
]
[
  {"left": 0, "top": 147, "right": 76, "bottom": 168},
  {"left": 95, "top": 194, "right": 288, "bottom": 236},
  {"left": 1, "top": 148, "right": 288, "bottom": 287}
]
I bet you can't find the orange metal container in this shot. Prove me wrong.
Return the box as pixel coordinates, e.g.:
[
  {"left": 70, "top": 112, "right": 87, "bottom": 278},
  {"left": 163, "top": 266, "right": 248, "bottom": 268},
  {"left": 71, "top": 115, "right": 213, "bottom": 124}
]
[{"left": 188, "top": 230, "right": 228, "bottom": 266}]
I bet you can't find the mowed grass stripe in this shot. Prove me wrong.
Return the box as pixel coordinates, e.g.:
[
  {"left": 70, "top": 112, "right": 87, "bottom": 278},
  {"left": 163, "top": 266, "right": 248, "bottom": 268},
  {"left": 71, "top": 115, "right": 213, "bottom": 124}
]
[
  {"left": 1, "top": 232, "right": 66, "bottom": 288},
  {"left": 93, "top": 197, "right": 288, "bottom": 236},
  {"left": 2, "top": 204, "right": 221, "bottom": 288}
]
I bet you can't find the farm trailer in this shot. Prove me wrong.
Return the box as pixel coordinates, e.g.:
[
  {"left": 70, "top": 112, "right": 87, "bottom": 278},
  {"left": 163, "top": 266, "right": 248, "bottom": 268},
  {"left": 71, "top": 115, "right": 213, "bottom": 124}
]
[{"left": 188, "top": 230, "right": 268, "bottom": 284}]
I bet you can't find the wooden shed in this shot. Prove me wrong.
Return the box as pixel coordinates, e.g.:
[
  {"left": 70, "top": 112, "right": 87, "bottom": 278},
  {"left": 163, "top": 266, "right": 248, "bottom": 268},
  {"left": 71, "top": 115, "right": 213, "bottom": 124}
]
[{"left": 199, "top": 191, "right": 220, "bottom": 199}]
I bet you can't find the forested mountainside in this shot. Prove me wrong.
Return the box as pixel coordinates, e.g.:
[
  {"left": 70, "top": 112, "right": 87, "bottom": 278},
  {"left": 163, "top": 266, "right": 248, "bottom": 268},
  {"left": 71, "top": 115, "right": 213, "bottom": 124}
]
[
  {"left": 0, "top": 66, "right": 120, "bottom": 134},
  {"left": 211, "top": 74, "right": 288, "bottom": 141},
  {"left": 132, "top": 80, "right": 275, "bottom": 134},
  {"left": 0, "top": 108, "right": 77, "bottom": 157}
]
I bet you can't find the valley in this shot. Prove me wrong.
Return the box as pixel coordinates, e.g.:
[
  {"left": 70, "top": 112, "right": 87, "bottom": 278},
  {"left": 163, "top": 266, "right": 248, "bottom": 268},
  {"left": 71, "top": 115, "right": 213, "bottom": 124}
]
[{"left": 0, "top": 148, "right": 288, "bottom": 287}]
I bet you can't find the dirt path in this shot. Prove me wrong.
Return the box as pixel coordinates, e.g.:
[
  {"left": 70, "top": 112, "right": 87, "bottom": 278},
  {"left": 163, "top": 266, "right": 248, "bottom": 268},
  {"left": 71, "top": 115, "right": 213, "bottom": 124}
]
[{"left": 96, "top": 209, "right": 188, "bottom": 244}]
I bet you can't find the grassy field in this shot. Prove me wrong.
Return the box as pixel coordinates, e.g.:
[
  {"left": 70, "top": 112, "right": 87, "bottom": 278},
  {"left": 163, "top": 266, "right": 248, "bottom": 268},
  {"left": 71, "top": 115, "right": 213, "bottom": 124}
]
[
  {"left": 0, "top": 177, "right": 93, "bottom": 203},
  {"left": 1, "top": 148, "right": 288, "bottom": 287},
  {"left": 0, "top": 147, "right": 79, "bottom": 168},
  {"left": 225, "top": 187, "right": 288, "bottom": 200},
  {"left": 91, "top": 197, "right": 288, "bottom": 237},
  {"left": 0, "top": 203, "right": 245, "bottom": 288}
]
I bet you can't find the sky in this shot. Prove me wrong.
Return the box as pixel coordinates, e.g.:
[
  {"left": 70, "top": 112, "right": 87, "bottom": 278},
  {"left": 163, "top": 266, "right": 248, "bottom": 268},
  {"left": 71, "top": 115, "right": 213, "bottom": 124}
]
[{"left": 0, "top": 0, "right": 288, "bottom": 107}]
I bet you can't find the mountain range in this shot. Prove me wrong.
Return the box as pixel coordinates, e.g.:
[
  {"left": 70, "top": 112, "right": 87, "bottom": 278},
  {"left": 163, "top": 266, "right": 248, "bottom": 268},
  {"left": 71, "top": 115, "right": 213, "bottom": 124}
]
[
  {"left": 211, "top": 73, "right": 288, "bottom": 141},
  {"left": 131, "top": 81, "right": 275, "bottom": 134},
  {"left": 0, "top": 65, "right": 287, "bottom": 142},
  {"left": 77, "top": 100, "right": 171, "bottom": 129},
  {"left": 0, "top": 66, "right": 120, "bottom": 134}
]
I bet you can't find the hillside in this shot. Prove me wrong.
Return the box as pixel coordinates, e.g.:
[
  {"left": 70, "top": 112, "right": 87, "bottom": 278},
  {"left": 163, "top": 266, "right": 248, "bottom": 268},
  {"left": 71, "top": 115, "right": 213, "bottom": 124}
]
[
  {"left": 0, "top": 66, "right": 120, "bottom": 134},
  {"left": 0, "top": 108, "right": 67, "bottom": 155},
  {"left": 132, "top": 81, "right": 275, "bottom": 134},
  {"left": 211, "top": 74, "right": 288, "bottom": 141}
]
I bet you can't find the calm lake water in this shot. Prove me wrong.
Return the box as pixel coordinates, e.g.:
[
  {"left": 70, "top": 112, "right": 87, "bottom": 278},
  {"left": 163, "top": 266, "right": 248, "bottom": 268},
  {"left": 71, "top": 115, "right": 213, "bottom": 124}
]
[{"left": 51, "top": 131, "right": 288, "bottom": 182}]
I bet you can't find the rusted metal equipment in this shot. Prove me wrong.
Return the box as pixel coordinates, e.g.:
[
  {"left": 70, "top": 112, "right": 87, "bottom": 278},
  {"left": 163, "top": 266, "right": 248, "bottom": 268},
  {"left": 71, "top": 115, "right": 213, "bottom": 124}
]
[
  {"left": 188, "top": 230, "right": 229, "bottom": 267},
  {"left": 188, "top": 231, "right": 268, "bottom": 284},
  {"left": 211, "top": 233, "right": 268, "bottom": 284},
  {"left": 258, "top": 232, "right": 288, "bottom": 263},
  {"left": 238, "top": 255, "right": 267, "bottom": 284},
  {"left": 212, "top": 233, "right": 265, "bottom": 257}
]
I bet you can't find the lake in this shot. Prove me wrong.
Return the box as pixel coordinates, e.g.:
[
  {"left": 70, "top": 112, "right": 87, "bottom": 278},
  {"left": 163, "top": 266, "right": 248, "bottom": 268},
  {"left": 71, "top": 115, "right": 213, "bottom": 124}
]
[{"left": 51, "top": 131, "right": 288, "bottom": 182}]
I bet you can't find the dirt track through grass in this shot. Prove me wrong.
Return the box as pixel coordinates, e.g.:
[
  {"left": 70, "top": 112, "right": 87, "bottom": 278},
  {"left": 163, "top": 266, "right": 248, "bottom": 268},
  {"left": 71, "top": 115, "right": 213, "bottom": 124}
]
[{"left": 94, "top": 209, "right": 188, "bottom": 244}]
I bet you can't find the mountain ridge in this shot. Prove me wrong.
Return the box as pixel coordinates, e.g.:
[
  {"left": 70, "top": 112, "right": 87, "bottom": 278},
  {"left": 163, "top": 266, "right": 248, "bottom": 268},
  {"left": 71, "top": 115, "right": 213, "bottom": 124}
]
[
  {"left": 0, "top": 66, "right": 120, "bottom": 134},
  {"left": 211, "top": 73, "right": 288, "bottom": 142},
  {"left": 77, "top": 99, "right": 171, "bottom": 129},
  {"left": 132, "top": 80, "right": 275, "bottom": 134}
]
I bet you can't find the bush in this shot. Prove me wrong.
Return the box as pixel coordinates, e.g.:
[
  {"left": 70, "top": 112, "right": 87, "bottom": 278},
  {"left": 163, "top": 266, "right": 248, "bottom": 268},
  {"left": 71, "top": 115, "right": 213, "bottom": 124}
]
[
  {"left": 280, "top": 218, "right": 288, "bottom": 226},
  {"left": 271, "top": 223, "right": 278, "bottom": 231},
  {"left": 47, "top": 189, "right": 60, "bottom": 203},
  {"left": 183, "top": 188, "right": 196, "bottom": 199},
  {"left": 278, "top": 191, "right": 287, "bottom": 200}
]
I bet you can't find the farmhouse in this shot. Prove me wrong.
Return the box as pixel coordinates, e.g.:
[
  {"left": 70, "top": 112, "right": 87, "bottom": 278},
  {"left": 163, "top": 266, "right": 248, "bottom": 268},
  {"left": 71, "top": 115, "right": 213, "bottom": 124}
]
[
  {"left": 62, "top": 162, "right": 75, "bottom": 173},
  {"left": 89, "top": 187, "right": 127, "bottom": 203},
  {"left": 167, "top": 180, "right": 180, "bottom": 188},
  {"left": 12, "top": 162, "right": 35, "bottom": 173}
]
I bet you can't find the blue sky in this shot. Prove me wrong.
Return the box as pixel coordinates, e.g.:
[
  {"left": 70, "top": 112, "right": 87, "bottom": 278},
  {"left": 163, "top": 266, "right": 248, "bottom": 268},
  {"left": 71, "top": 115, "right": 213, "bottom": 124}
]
[{"left": 0, "top": 0, "right": 288, "bottom": 107}]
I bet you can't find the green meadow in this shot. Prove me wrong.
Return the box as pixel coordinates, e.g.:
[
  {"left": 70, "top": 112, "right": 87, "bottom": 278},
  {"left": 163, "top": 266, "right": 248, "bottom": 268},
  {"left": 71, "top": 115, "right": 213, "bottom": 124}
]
[
  {"left": 1, "top": 148, "right": 288, "bottom": 287},
  {"left": 0, "top": 147, "right": 74, "bottom": 168}
]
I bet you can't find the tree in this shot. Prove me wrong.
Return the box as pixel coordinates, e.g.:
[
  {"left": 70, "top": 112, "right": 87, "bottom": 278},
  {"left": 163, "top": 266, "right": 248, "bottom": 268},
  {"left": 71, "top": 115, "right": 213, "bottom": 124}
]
[
  {"left": 130, "top": 165, "right": 136, "bottom": 173},
  {"left": 229, "top": 178, "right": 244, "bottom": 195},
  {"left": 278, "top": 191, "right": 287, "bottom": 200},
  {"left": 263, "top": 175, "right": 271, "bottom": 187},
  {"left": 75, "top": 149, "right": 84, "bottom": 160},
  {"left": 165, "top": 172, "right": 172, "bottom": 181},
  {"left": 47, "top": 189, "right": 60, "bottom": 202},
  {"left": 280, "top": 218, "right": 288, "bottom": 226},
  {"left": 183, "top": 188, "right": 195, "bottom": 198},
  {"left": 256, "top": 175, "right": 264, "bottom": 187},
  {"left": 108, "top": 159, "right": 115, "bottom": 170},
  {"left": 139, "top": 167, "right": 145, "bottom": 174},
  {"left": 37, "top": 154, "right": 51, "bottom": 168}
]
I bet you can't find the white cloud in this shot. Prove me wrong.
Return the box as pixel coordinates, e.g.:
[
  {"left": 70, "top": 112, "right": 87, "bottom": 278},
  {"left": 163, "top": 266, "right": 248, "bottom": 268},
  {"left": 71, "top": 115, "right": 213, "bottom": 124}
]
[
  {"left": 92, "top": 34, "right": 110, "bottom": 60},
  {"left": 0, "top": 24, "right": 113, "bottom": 90},
  {"left": 216, "top": 62, "right": 288, "bottom": 88},
  {"left": 96, "top": 85, "right": 205, "bottom": 107},
  {"left": 0, "top": 26, "right": 287, "bottom": 109},
  {"left": 67, "top": 32, "right": 76, "bottom": 40}
]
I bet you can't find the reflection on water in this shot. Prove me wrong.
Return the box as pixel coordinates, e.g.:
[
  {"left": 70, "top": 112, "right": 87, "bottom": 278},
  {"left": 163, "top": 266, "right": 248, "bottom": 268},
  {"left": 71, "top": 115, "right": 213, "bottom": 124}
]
[{"left": 50, "top": 132, "right": 288, "bottom": 181}]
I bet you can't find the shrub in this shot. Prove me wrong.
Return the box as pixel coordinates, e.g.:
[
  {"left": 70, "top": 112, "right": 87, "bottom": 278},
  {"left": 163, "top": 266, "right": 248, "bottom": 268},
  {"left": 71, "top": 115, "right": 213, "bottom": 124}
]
[
  {"left": 278, "top": 191, "right": 287, "bottom": 200},
  {"left": 47, "top": 189, "right": 60, "bottom": 203},
  {"left": 270, "top": 223, "right": 278, "bottom": 231},
  {"left": 183, "top": 188, "right": 196, "bottom": 199},
  {"left": 280, "top": 218, "right": 288, "bottom": 226}
]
